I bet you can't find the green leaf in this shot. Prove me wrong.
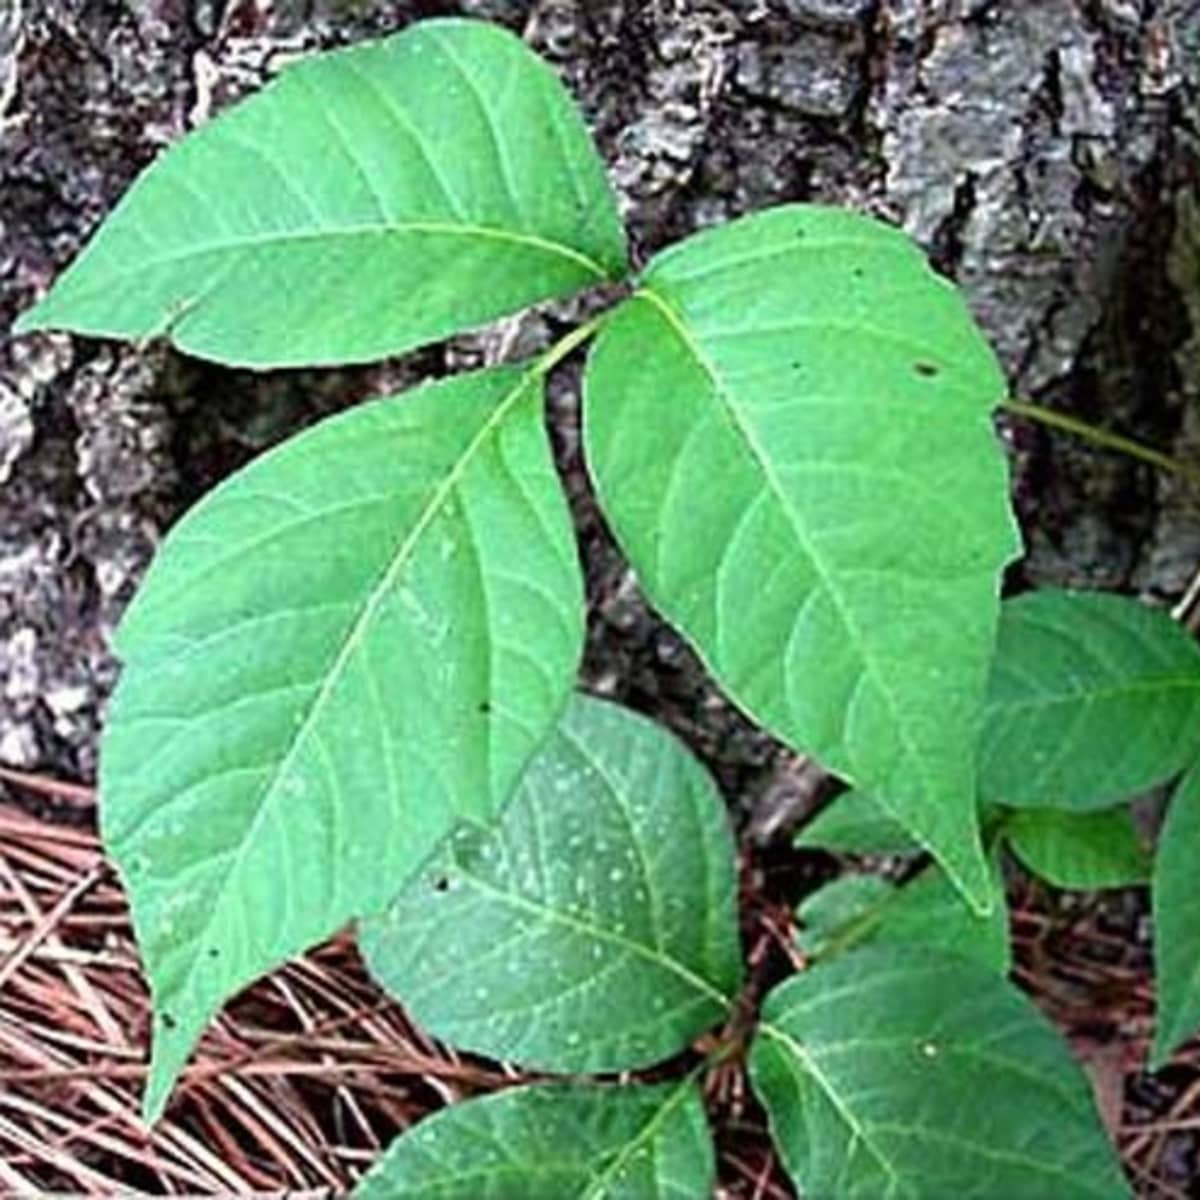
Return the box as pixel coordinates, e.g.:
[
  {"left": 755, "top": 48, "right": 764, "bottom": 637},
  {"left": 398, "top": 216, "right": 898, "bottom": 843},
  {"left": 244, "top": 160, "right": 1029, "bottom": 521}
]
[
  {"left": 15, "top": 19, "right": 626, "bottom": 367},
  {"left": 752, "top": 946, "right": 1131, "bottom": 1200},
  {"left": 794, "top": 875, "right": 891, "bottom": 957},
  {"left": 1005, "top": 807, "right": 1150, "bottom": 890},
  {"left": 796, "top": 789, "right": 919, "bottom": 855},
  {"left": 360, "top": 695, "right": 740, "bottom": 1072},
  {"left": 584, "top": 204, "right": 1020, "bottom": 910},
  {"left": 980, "top": 589, "right": 1200, "bottom": 810},
  {"left": 1153, "top": 764, "right": 1200, "bottom": 1066},
  {"left": 353, "top": 1080, "right": 715, "bottom": 1199},
  {"left": 102, "top": 364, "right": 583, "bottom": 1121},
  {"left": 796, "top": 859, "right": 1010, "bottom": 973}
]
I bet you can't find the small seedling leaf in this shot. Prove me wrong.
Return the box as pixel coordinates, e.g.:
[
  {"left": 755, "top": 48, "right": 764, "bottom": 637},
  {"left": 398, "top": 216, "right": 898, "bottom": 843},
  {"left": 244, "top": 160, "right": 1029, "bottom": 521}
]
[
  {"left": 796, "top": 859, "right": 1009, "bottom": 973},
  {"left": 796, "top": 789, "right": 919, "bottom": 855},
  {"left": 1005, "top": 806, "right": 1150, "bottom": 890},
  {"left": 980, "top": 589, "right": 1200, "bottom": 810},
  {"left": 1152, "top": 764, "right": 1200, "bottom": 1066}
]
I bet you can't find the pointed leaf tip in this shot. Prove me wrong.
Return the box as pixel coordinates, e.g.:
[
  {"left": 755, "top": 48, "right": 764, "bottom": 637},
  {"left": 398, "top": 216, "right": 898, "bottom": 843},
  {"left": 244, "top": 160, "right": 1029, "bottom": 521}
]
[
  {"left": 103, "top": 364, "right": 584, "bottom": 1116},
  {"left": 584, "top": 204, "right": 1020, "bottom": 918},
  {"left": 22, "top": 19, "right": 626, "bottom": 366}
]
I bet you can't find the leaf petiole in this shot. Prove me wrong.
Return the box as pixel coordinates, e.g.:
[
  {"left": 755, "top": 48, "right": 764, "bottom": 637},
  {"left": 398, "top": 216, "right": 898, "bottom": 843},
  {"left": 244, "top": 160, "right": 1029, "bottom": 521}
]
[
  {"left": 532, "top": 312, "right": 610, "bottom": 378},
  {"left": 1003, "top": 396, "right": 1200, "bottom": 484}
]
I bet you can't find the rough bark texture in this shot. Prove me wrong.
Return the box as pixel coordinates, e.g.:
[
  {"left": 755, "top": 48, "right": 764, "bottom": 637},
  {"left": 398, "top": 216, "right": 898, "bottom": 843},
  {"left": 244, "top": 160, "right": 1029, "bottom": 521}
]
[
  {"left": 3, "top": 0, "right": 1199, "bottom": 813},
  {"left": 0, "top": 0, "right": 1197, "bottom": 796}
]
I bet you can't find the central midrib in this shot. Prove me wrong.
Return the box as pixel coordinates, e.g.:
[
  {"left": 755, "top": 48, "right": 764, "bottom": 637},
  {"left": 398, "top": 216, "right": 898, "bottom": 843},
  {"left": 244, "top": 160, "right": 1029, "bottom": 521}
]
[
  {"left": 633, "top": 284, "right": 967, "bottom": 887},
  {"left": 581, "top": 1075, "right": 700, "bottom": 1200},
  {"left": 85, "top": 221, "right": 611, "bottom": 288},
  {"left": 759, "top": 1021, "right": 903, "bottom": 1194},
  {"left": 452, "top": 865, "right": 733, "bottom": 1010},
  {"left": 170, "top": 372, "right": 539, "bottom": 1034}
]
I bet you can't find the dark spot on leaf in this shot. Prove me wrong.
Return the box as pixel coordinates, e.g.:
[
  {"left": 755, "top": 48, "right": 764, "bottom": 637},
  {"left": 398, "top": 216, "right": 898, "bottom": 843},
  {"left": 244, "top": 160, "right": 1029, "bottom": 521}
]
[
  {"left": 433, "top": 876, "right": 450, "bottom": 892},
  {"left": 791, "top": 361, "right": 802, "bottom": 370},
  {"left": 207, "top": 947, "right": 219, "bottom": 959},
  {"left": 914, "top": 362, "right": 939, "bottom": 377},
  {"left": 477, "top": 701, "right": 491, "bottom": 715},
  {"left": 162, "top": 1013, "right": 177, "bottom": 1030},
  {"left": 852, "top": 267, "right": 865, "bottom": 279},
  {"left": 796, "top": 227, "right": 806, "bottom": 239}
]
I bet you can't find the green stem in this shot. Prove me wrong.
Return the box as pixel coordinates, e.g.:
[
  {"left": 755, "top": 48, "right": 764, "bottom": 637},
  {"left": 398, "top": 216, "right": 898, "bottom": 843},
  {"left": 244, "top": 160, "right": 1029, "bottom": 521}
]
[
  {"left": 1002, "top": 397, "right": 1200, "bottom": 483},
  {"left": 533, "top": 313, "right": 606, "bottom": 377}
]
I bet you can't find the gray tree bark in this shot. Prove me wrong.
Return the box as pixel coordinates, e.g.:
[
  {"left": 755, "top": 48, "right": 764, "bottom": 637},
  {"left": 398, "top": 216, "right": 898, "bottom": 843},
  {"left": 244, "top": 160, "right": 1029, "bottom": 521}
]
[{"left": 1, "top": 0, "right": 1197, "bottom": 818}]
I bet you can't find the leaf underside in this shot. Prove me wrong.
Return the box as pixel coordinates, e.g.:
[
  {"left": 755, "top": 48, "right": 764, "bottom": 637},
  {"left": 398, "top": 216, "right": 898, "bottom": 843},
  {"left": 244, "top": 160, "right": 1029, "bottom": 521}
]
[
  {"left": 360, "top": 695, "right": 741, "bottom": 1073},
  {"left": 752, "top": 946, "right": 1131, "bottom": 1200},
  {"left": 102, "top": 365, "right": 583, "bottom": 1120},
  {"left": 1005, "top": 806, "right": 1150, "bottom": 891},
  {"left": 980, "top": 589, "right": 1200, "bottom": 810},
  {"left": 585, "top": 204, "right": 1020, "bottom": 908},
  {"left": 15, "top": 19, "right": 626, "bottom": 367},
  {"left": 353, "top": 1080, "right": 715, "bottom": 1199},
  {"left": 1153, "top": 764, "right": 1200, "bottom": 1066}
]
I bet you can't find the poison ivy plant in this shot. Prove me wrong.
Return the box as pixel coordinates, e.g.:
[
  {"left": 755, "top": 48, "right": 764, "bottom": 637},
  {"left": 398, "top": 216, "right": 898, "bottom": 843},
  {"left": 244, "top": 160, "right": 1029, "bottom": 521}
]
[
  {"left": 101, "top": 361, "right": 584, "bottom": 1119},
  {"left": 584, "top": 205, "right": 1020, "bottom": 907},
  {"left": 13, "top": 12, "right": 1194, "bottom": 1197},
  {"left": 14, "top": 20, "right": 627, "bottom": 366}
]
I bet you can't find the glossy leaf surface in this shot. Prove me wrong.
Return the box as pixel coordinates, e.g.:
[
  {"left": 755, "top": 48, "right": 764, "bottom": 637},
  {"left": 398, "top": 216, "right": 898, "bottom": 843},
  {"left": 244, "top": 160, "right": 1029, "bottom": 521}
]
[
  {"left": 103, "top": 365, "right": 583, "bottom": 1120},
  {"left": 361, "top": 696, "right": 740, "bottom": 1072},
  {"left": 16, "top": 20, "right": 626, "bottom": 367},
  {"left": 1153, "top": 764, "right": 1200, "bottom": 1066},
  {"left": 1005, "top": 807, "right": 1150, "bottom": 890},
  {"left": 354, "top": 1080, "right": 715, "bottom": 1199},
  {"left": 980, "top": 590, "right": 1200, "bottom": 810},
  {"left": 752, "top": 946, "right": 1131, "bottom": 1199},
  {"left": 586, "top": 204, "right": 1020, "bottom": 908}
]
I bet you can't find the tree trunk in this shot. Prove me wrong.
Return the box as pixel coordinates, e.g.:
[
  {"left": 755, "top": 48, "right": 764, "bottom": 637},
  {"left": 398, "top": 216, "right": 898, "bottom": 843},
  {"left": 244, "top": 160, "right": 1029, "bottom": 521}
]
[{"left": 1, "top": 0, "right": 1196, "bottom": 829}]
